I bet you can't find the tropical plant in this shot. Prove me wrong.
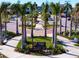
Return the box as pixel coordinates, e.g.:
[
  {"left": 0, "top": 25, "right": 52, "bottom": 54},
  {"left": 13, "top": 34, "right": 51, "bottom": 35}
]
[
  {"left": 64, "top": 2, "right": 72, "bottom": 35},
  {"left": 74, "top": 3, "right": 79, "bottom": 34},
  {"left": 42, "top": 3, "right": 49, "bottom": 37},
  {"left": 69, "top": 6, "right": 73, "bottom": 37},
  {"left": 11, "top": 3, "right": 20, "bottom": 35},
  {"left": 17, "top": 3, "right": 28, "bottom": 49},
  {"left": 59, "top": 7, "right": 64, "bottom": 35},
  {"left": 0, "top": 2, "right": 10, "bottom": 44},
  {"left": 50, "top": 2, "right": 60, "bottom": 48},
  {"left": 31, "top": 2, "right": 38, "bottom": 47},
  {"left": 2, "top": 2, "right": 10, "bottom": 36}
]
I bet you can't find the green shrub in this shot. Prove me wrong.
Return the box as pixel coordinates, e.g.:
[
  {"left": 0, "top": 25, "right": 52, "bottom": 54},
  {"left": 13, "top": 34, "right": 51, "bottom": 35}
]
[
  {"left": 48, "top": 44, "right": 53, "bottom": 50},
  {"left": 63, "top": 31, "right": 69, "bottom": 36},
  {"left": 74, "top": 43, "right": 79, "bottom": 46},
  {"left": 16, "top": 41, "right": 22, "bottom": 48},
  {"left": 15, "top": 47, "right": 30, "bottom": 54},
  {"left": 70, "top": 35, "right": 79, "bottom": 40},
  {"left": 3, "top": 31, "right": 21, "bottom": 39},
  {"left": 52, "top": 45, "right": 66, "bottom": 55},
  {"left": 61, "top": 31, "right": 79, "bottom": 40}
]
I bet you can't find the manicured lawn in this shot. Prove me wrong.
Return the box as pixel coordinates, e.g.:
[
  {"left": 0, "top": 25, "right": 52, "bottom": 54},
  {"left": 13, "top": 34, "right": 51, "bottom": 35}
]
[{"left": 17, "top": 37, "right": 53, "bottom": 48}]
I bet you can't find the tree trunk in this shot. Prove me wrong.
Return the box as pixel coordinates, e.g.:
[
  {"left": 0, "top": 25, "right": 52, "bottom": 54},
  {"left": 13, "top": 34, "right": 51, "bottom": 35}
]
[
  {"left": 59, "top": 15, "right": 62, "bottom": 35},
  {"left": 52, "top": 21, "right": 55, "bottom": 47},
  {"left": 0, "top": 13, "right": 2, "bottom": 45},
  {"left": 53, "top": 16, "right": 57, "bottom": 48},
  {"left": 74, "top": 16, "right": 77, "bottom": 34},
  {"left": 21, "top": 16, "right": 27, "bottom": 49},
  {"left": 69, "top": 16, "right": 72, "bottom": 37},
  {"left": 4, "top": 22, "right": 7, "bottom": 39},
  {"left": 31, "top": 18, "right": 34, "bottom": 47},
  {"left": 44, "top": 20, "right": 47, "bottom": 38},
  {"left": 23, "top": 20, "right": 27, "bottom": 42},
  {"left": 4, "top": 22, "right": 7, "bottom": 32},
  {"left": 16, "top": 19, "right": 19, "bottom": 35},
  {"left": 75, "top": 22, "right": 77, "bottom": 34},
  {"left": 65, "top": 15, "right": 67, "bottom": 35}
]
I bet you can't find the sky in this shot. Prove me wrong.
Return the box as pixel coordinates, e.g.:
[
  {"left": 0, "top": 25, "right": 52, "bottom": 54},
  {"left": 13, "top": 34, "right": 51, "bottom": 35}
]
[{"left": 0, "top": 0, "right": 79, "bottom": 7}]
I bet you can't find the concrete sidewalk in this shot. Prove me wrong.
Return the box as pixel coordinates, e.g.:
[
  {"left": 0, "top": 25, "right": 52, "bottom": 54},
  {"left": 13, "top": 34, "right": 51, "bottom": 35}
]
[{"left": 0, "top": 34, "right": 79, "bottom": 58}]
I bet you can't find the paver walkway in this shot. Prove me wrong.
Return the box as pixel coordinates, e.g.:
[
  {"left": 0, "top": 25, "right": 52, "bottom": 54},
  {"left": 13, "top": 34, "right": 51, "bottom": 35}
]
[{"left": 0, "top": 34, "right": 79, "bottom": 58}]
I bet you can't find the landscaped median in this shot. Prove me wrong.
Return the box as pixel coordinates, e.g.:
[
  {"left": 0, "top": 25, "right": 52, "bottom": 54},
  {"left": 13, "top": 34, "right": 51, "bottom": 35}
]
[{"left": 15, "top": 36, "right": 66, "bottom": 56}]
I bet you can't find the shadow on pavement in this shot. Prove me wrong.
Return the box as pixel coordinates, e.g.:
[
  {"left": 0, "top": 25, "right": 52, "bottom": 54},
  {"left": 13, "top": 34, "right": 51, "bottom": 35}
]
[{"left": 5, "top": 44, "right": 16, "bottom": 48}]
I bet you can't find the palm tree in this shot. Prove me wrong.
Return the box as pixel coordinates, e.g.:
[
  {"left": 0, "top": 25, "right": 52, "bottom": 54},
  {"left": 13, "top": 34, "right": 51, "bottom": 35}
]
[
  {"left": 26, "top": 2, "right": 34, "bottom": 46},
  {"left": 73, "top": 11, "right": 77, "bottom": 34},
  {"left": 50, "top": 2, "right": 60, "bottom": 48},
  {"left": 11, "top": 3, "right": 20, "bottom": 35},
  {"left": 59, "top": 7, "right": 64, "bottom": 35},
  {"left": 59, "top": 13, "right": 62, "bottom": 35},
  {"left": 17, "top": 3, "right": 27, "bottom": 49},
  {"left": 0, "top": 5, "right": 3, "bottom": 45},
  {"left": 69, "top": 6, "right": 73, "bottom": 37},
  {"left": 42, "top": 2, "right": 45, "bottom": 13},
  {"left": 33, "top": 2, "right": 37, "bottom": 11},
  {"left": 64, "top": 2, "right": 72, "bottom": 36},
  {"left": 42, "top": 3, "right": 49, "bottom": 37},
  {"left": 2, "top": 2, "right": 10, "bottom": 33},
  {"left": 31, "top": 2, "right": 38, "bottom": 47},
  {"left": 32, "top": 2, "right": 38, "bottom": 23},
  {"left": 0, "top": 2, "right": 10, "bottom": 44},
  {"left": 74, "top": 3, "right": 79, "bottom": 34},
  {"left": 69, "top": 13, "right": 72, "bottom": 37}
]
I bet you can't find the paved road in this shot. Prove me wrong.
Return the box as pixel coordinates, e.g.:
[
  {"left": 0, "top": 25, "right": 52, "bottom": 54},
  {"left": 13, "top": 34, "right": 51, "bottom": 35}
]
[
  {"left": 2, "top": 14, "right": 78, "bottom": 36},
  {"left": 5, "top": 16, "right": 79, "bottom": 36},
  {"left": 6, "top": 21, "right": 78, "bottom": 37}
]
